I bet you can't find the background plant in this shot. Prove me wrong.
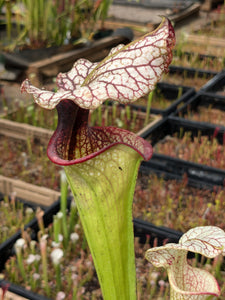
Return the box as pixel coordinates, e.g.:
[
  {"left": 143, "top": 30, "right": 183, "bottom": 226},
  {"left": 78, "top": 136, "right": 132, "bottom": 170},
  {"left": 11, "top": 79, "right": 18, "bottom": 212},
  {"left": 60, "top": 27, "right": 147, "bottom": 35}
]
[
  {"left": 3, "top": 177, "right": 99, "bottom": 299},
  {"left": 184, "top": 105, "right": 225, "bottom": 127},
  {"left": 152, "top": 130, "right": 225, "bottom": 169},
  {"left": 171, "top": 45, "right": 225, "bottom": 71},
  {"left": 0, "top": 193, "right": 35, "bottom": 244},
  {"left": 4, "top": 100, "right": 157, "bottom": 134},
  {"left": 162, "top": 70, "right": 215, "bottom": 90},
  {"left": 3, "top": 218, "right": 225, "bottom": 299},
  {"left": 133, "top": 173, "right": 225, "bottom": 232},
  {"left": 0, "top": 135, "right": 61, "bottom": 189},
  {"left": 2, "top": 0, "right": 112, "bottom": 50},
  {"left": 0, "top": 0, "right": 4, "bottom": 12},
  {"left": 135, "top": 85, "right": 183, "bottom": 110}
]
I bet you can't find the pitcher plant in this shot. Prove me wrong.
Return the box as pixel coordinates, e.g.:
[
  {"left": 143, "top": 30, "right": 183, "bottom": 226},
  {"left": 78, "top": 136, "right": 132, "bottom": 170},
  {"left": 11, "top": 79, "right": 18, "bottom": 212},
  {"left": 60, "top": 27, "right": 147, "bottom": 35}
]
[{"left": 21, "top": 17, "right": 175, "bottom": 299}]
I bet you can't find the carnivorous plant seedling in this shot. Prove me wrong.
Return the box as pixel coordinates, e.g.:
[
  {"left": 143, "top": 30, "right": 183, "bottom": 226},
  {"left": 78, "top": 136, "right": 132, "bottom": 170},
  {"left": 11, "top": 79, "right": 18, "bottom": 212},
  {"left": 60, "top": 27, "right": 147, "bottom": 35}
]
[
  {"left": 21, "top": 17, "right": 175, "bottom": 299},
  {"left": 0, "top": 194, "right": 35, "bottom": 244},
  {"left": 153, "top": 129, "right": 225, "bottom": 169},
  {"left": 145, "top": 226, "right": 225, "bottom": 299},
  {"left": 133, "top": 173, "right": 225, "bottom": 232}
]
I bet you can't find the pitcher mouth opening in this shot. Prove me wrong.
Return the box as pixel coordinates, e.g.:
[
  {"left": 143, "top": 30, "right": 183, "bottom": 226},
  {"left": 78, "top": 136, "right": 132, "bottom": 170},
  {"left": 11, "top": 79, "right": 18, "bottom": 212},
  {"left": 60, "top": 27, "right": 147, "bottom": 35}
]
[{"left": 47, "top": 99, "right": 153, "bottom": 166}]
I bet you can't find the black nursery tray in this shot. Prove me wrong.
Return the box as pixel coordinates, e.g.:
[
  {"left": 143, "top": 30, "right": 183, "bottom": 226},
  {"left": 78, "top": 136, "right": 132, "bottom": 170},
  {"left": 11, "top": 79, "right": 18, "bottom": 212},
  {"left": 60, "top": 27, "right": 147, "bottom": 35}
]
[
  {"left": 134, "top": 218, "right": 198, "bottom": 260},
  {"left": 133, "top": 219, "right": 182, "bottom": 245},
  {"left": 130, "top": 82, "right": 195, "bottom": 117},
  {"left": 162, "top": 65, "right": 217, "bottom": 91},
  {"left": 0, "top": 198, "right": 67, "bottom": 300},
  {"left": 169, "top": 65, "right": 218, "bottom": 80},
  {"left": 171, "top": 49, "right": 224, "bottom": 74},
  {"left": 140, "top": 116, "right": 225, "bottom": 187},
  {"left": 137, "top": 155, "right": 225, "bottom": 234},
  {"left": 0, "top": 197, "right": 60, "bottom": 271},
  {"left": 0, "top": 194, "right": 183, "bottom": 300},
  {"left": 174, "top": 91, "right": 225, "bottom": 128},
  {"left": 0, "top": 194, "right": 42, "bottom": 270},
  {"left": 201, "top": 70, "right": 225, "bottom": 98}
]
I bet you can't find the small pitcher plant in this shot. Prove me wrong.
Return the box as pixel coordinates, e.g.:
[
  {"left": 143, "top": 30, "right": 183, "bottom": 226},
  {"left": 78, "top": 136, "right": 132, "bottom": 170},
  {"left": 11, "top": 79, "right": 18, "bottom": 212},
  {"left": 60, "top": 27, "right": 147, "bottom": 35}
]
[
  {"left": 145, "top": 226, "right": 225, "bottom": 299},
  {"left": 21, "top": 17, "right": 175, "bottom": 299},
  {"left": 0, "top": 194, "right": 35, "bottom": 244}
]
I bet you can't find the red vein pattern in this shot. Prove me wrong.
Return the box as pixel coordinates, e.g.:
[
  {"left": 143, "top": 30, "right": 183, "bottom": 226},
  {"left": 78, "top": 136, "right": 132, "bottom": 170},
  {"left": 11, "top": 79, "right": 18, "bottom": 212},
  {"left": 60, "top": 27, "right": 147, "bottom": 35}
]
[
  {"left": 179, "top": 226, "right": 225, "bottom": 257},
  {"left": 21, "top": 17, "right": 175, "bottom": 110},
  {"left": 47, "top": 100, "right": 152, "bottom": 165},
  {"left": 21, "top": 17, "right": 175, "bottom": 165},
  {"left": 146, "top": 226, "right": 224, "bottom": 298}
]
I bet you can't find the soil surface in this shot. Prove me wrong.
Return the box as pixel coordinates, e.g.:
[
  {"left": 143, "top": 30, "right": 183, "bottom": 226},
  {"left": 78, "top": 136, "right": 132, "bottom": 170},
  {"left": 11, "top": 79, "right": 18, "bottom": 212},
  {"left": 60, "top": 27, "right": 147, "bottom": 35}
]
[
  {"left": 133, "top": 172, "right": 225, "bottom": 232},
  {"left": 153, "top": 133, "right": 225, "bottom": 170},
  {"left": 0, "top": 135, "right": 62, "bottom": 191},
  {"left": 183, "top": 106, "right": 225, "bottom": 127}
]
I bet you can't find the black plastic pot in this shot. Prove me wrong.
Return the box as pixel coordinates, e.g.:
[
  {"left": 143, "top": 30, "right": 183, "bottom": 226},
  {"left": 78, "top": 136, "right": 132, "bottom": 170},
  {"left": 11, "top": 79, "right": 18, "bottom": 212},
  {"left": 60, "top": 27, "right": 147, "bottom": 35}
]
[
  {"left": 140, "top": 116, "right": 225, "bottom": 187},
  {"left": 173, "top": 91, "right": 225, "bottom": 128},
  {"left": 130, "top": 82, "right": 195, "bottom": 117},
  {"left": 201, "top": 70, "right": 225, "bottom": 98}
]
